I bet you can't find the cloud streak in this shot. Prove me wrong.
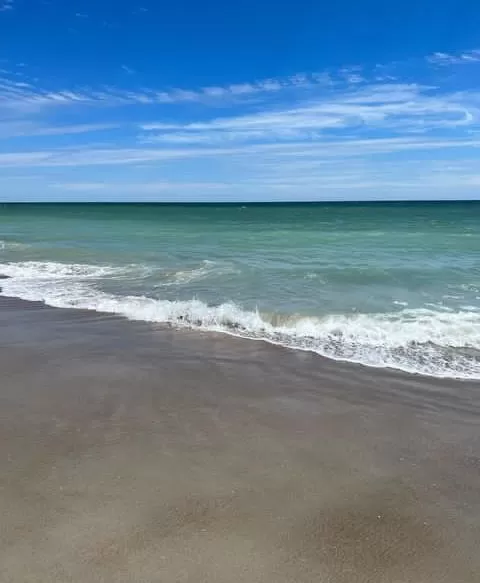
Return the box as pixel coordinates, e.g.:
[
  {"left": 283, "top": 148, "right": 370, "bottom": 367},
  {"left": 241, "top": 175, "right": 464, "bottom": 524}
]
[
  {"left": 0, "top": 71, "right": 334, "bottom": 110},
  {"left": 121, "top": 65, "right": 135, "bottom": 75},
  {"left": 141, "top": 83, "right": 480, "bottom": 145},
  {"left": 2, "top": 137, "right": 480, "bottom": 169},
  {"left": 427, "top": 49, "right": 480, "bottom": 65}
]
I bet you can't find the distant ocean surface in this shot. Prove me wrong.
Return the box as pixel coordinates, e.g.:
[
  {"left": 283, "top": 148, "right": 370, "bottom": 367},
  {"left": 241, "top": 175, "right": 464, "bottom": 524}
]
[{"left": 1, "top": 202, "right": 479, "bottom": 379}]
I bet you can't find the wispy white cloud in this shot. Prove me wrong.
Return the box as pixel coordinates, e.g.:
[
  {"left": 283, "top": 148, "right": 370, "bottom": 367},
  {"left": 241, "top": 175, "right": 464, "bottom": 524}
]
[
  {"left": 338, "top": 66, "right": 365, "bottom": 85},
  {"left": 121, "top": 65, "right": 135, "bottom": 75},
  {"left": 141, "top": 83, "right": 480, "bottom": 145},
  {"left": 427, "top": 49, "right": 480, "bottom": 65}
]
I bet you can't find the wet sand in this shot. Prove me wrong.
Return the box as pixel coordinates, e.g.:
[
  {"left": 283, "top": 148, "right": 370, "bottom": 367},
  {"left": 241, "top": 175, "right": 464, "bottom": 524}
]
[{"left": 1, "top": 295, "right": 479, "bottom": 582}]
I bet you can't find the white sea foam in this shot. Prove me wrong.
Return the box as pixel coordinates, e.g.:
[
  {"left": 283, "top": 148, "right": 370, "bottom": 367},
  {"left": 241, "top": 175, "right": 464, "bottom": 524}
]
[
  {"left": 1, "top": 261, "right": 479, "bottom": 380},
  {"left": 0, "top": 261, "right": 125, "bottom": 279}
]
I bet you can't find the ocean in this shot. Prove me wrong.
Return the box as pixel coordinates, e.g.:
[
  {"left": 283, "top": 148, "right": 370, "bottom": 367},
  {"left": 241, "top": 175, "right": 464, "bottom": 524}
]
[{"left": 1, "top": 201, "right": 479, "bottom": 379}]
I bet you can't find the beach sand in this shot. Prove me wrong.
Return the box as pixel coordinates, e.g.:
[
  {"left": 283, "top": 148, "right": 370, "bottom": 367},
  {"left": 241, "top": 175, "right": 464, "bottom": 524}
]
[{"left": 1, "top": 295, "right": 479, "bottom": 582}]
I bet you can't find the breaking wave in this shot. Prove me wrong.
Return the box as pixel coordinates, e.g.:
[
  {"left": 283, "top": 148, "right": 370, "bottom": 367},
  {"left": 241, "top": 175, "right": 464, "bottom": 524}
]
[{"left": 1, "top": 261, "right": 479, "bottom": 380}]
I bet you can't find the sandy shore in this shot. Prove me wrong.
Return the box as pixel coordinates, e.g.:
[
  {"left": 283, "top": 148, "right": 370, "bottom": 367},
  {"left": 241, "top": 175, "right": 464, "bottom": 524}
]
[{"left": 1, "top": 295, "right": 479, "bottom": 582}]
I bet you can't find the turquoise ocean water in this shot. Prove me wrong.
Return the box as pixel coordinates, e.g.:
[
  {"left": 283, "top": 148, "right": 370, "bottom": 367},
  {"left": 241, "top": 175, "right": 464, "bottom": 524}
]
[{"left": 1, "top": 202, "right": 479, "bottom": 379}]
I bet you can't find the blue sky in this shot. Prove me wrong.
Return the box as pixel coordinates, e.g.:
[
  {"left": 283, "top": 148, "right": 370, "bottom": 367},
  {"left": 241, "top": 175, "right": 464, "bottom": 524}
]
[{"left": 1, "top": 0, "right": 480, "bottom": 202}]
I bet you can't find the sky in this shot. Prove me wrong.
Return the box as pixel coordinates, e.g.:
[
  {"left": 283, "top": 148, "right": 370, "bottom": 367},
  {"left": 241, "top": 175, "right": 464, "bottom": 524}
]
[{"left": 1, "top": 1, "right": 480, "bottom": 202}]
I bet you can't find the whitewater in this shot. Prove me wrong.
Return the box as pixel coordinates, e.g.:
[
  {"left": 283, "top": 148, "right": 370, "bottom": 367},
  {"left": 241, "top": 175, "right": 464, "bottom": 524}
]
[{"left": 1, "top": 259, "right": 479, "bottom": 379}]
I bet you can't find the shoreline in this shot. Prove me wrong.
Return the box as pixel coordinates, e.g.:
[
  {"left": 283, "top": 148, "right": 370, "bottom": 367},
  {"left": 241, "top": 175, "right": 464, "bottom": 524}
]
[
  {"left": 1, "top": 295, "right": 480, "bottom": 582},
  {"left": 1, "top": 284, "right": 478, "bottom": 382}
]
